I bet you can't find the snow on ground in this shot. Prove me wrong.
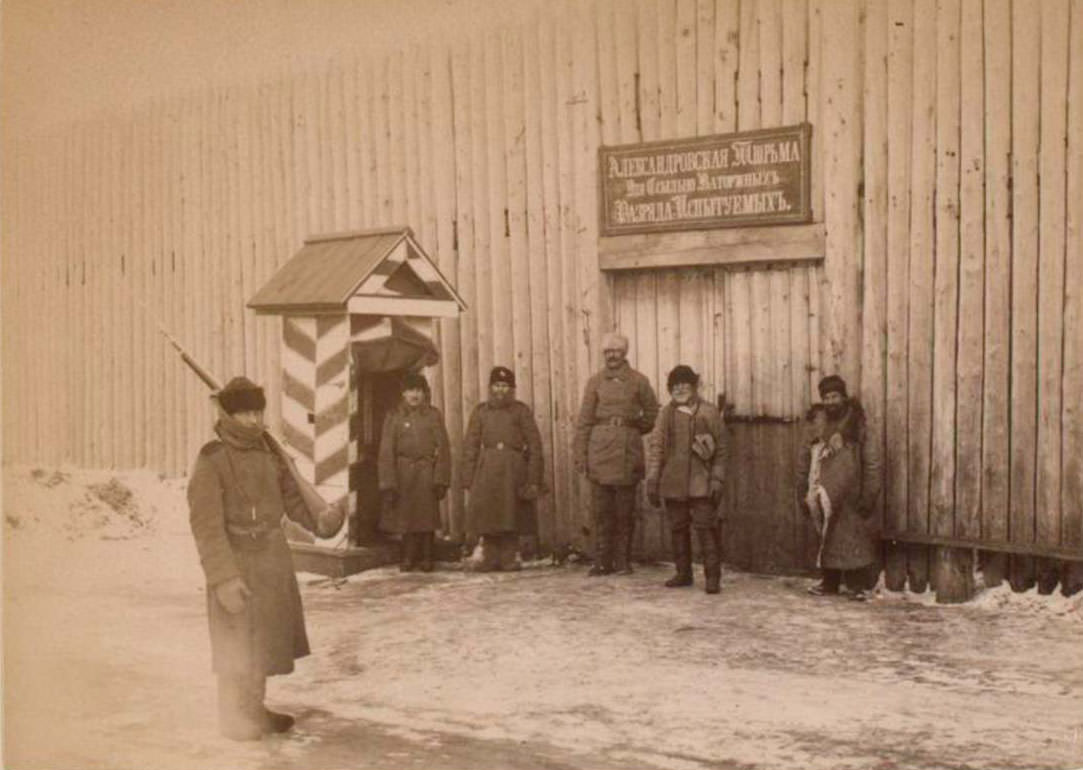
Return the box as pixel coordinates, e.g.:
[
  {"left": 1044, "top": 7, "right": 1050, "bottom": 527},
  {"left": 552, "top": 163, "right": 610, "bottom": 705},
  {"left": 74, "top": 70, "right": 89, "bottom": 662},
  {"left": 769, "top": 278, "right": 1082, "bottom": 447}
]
[{"left": 3, "top": 464, "right": 1083, "bottom": 770}]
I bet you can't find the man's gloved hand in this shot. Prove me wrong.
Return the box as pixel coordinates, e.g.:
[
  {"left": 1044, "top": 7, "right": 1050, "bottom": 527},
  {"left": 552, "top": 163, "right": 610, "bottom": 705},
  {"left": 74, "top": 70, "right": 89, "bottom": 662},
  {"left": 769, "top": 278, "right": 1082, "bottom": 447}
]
[
  {"left": 434, "top": 484, "right": 449, "bottom": 501},
  {"left": 315, "top": 498, "right": 347, "bottom": 538},
  {"left": 646, "top": 481, "right": 661, "bottom": 509},
  {"left": 710, "top": 479, "right": 724, "bottom": 505},
  {"left": 574, "top": 459, "right": 586, "bottom": 476},
  {"left": 215, "top": 577, "right": 250, "bottom": 614}
]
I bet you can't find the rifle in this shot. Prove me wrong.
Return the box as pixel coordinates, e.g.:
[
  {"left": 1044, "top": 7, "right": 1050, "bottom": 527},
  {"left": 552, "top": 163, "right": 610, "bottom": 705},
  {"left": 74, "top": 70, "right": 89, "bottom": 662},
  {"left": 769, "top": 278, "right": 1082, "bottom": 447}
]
[{"left": 146, "top": 309, "right": 345, "bottom": 539}]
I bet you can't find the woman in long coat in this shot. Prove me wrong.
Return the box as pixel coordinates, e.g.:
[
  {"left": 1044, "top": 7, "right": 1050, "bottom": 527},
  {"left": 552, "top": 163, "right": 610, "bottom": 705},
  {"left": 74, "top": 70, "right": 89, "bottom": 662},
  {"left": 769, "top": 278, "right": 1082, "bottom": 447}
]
[
  {"left": 462, "top": 366, "right": 545, "bottom": 571},
  {"left": 188, "top": 376, "right": 341, "bottom": 741},
  {"left": 377, "top": 371, "right": 452, "bottom": 571}
]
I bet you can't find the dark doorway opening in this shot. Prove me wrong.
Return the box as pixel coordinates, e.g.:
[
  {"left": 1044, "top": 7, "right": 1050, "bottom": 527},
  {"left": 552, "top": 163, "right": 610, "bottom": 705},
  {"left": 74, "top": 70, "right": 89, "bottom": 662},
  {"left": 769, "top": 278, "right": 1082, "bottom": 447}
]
[{"left": 349, "top": 367, "right": 406, "bottom": 545}]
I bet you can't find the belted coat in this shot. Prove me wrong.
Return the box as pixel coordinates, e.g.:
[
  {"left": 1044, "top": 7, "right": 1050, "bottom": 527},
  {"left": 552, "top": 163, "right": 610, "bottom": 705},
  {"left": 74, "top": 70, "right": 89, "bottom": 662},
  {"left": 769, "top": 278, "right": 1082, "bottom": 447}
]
[
  {"left": 796, "top": 403, "right": 883, "bottom": 570},
  {"left": 462, "top": 398, "right": 545, "bottom": 535},
  {"left": 573, "top": 362, "right": 660, "bottom": 486},
  {"left": 377, "top": 403, "right": 452, "bottom": 534},
  {"left": 187, "top": 419, "right": 316, "bottom": 678}
]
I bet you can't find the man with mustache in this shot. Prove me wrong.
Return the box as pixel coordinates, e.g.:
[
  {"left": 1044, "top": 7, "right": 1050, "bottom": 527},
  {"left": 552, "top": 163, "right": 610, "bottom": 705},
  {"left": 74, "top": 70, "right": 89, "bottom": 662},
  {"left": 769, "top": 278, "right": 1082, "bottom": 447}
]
[{"left": 574, "top": 332, "right": 660, "bottom": 576}]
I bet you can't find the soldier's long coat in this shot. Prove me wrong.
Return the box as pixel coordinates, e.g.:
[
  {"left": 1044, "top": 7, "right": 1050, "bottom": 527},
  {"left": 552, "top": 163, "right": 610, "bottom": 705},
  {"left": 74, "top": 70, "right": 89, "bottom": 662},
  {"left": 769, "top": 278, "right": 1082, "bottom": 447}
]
[
  {"left": 573, "top": 362, "right": 660, "bottom": 486},
  {"left": 187, "top": 420, "right": 316, "bottom": 677},
  {"left": 796, "top": 404, "right": 882, "bottom": 570},
  {"left": 377, "top": 403, "right": 452, "bottom": 533},
  {"left": 462, "top": 399, "right": 544, "bottom": 535}
]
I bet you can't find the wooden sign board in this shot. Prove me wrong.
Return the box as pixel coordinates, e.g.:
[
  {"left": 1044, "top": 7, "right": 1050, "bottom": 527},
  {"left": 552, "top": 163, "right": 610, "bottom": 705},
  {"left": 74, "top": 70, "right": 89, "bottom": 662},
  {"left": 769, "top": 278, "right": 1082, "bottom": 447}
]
[{"left": 599, "top": 123, "right": 812, "bottom": 236}]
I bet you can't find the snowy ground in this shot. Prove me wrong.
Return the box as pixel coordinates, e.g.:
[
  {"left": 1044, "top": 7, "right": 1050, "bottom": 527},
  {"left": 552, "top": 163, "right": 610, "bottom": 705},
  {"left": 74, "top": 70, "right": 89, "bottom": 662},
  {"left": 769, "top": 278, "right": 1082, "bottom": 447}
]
[{"left": 3, "top": 465, "right": 1083, "bottom": 770}]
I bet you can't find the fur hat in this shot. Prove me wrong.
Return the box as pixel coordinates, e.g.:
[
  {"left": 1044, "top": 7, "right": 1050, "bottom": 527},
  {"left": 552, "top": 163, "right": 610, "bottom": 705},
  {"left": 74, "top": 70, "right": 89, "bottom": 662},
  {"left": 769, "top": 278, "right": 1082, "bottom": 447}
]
[
  {"left": 217, "top": 376, "right": 266, "bottom": 415},
  {"left": 667, "top": 364, "right": 700, "bottom": 390},
  {"left": 601, "top": 332, "right": 629, "bottom": 353},
  {"left": 817, "top": 374, "right": 848, "bottom": 399},
  {"left": 490, "top": 366, "right": 516, "bottom": 387},
  {"left": 401, "top": 371, "right": 430, "bottom": 394}
]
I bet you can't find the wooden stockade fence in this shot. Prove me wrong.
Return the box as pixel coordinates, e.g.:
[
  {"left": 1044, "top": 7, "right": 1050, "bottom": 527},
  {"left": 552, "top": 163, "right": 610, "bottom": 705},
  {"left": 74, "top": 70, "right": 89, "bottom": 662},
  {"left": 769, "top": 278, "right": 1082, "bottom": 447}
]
[{"left": 2, "top": 0, "right": 1081, "bottom": 590}]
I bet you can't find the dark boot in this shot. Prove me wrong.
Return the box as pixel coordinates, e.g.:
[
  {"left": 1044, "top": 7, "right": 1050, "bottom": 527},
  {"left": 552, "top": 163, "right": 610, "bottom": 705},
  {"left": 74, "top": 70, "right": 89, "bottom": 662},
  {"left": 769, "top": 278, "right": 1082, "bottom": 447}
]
[
  {"left": 698, "top": 526, "right": 721, "bottom": 594},
  {"left": 589, "top": 527, "right": 614, "bottom": 576},
  {"left": 624, "top": 514, "right": 637, "bottom": 573},
  {"left": 217, "top": 675, "right": 263, "bottom": 741},
  {"left": 664, "top": 528, "right": 693, "bottom": 587},
  {"left": 250, "top": 676, "right": 295, "bottom": 734},
  {"left": 418, "top": 532, "right": 435, "bottom": 572},
  {"left": 613, "top": 514, "right": 632, "bottom": 574},
  {"left": 808, "top": 568, "right": 841, "bottom": 596},
  {"left": 398, "top": 537, "right": 413, "bottom": 571}
]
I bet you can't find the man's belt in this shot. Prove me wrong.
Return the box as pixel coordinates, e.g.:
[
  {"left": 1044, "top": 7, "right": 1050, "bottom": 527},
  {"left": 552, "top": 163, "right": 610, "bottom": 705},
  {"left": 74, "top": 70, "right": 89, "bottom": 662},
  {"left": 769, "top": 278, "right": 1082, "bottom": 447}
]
[
  {"left": 595, "top": 416, "right": 635, "bottom": 427},
  {"left": 483, "top": 441, "right": 526, "bottom": 451},
  {"left": 399, "top": 453, "right": 436, "bottom": 462},
  {"left": 226, "top": 522, "right": 276, "bottom": 542}
]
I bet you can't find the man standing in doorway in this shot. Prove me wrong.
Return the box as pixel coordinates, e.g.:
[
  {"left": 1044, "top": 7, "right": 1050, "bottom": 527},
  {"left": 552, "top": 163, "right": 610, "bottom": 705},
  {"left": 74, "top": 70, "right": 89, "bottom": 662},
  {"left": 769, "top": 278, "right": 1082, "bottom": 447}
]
[
  {"left": 574, "top": 332, "right": 660, "bottom": 576},
  {"left": 797, "top": 374, "right": 883, "bottom": 601}
]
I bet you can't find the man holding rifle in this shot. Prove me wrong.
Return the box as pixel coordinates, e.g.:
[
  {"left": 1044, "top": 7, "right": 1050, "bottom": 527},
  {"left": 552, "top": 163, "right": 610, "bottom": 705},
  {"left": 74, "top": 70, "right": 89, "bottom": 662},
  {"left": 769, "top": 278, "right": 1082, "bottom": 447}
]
[{"left": 187, "top": 376, "right": 344, "bottom": 741}]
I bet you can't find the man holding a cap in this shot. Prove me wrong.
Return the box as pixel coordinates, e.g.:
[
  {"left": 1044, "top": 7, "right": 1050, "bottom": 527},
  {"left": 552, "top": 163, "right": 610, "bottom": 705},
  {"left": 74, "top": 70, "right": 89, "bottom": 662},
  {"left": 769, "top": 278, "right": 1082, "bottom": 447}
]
[{"left": 574, "top": 332, "right": 660, "bottom": 576}]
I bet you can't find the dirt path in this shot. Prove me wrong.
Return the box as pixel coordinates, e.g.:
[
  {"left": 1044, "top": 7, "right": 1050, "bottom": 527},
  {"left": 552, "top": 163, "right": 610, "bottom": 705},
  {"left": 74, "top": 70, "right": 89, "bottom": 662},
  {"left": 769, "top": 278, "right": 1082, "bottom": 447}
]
[{"left": 4, "top": 522, "right": 1083, "bottom": 770}]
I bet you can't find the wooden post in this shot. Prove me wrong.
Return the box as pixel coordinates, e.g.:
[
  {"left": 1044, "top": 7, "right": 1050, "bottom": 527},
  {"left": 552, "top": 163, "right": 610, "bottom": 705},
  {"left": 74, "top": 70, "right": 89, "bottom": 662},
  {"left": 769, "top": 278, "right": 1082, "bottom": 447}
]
[{"left": 934, "top": 546, "right": 975, "bottom": 604}]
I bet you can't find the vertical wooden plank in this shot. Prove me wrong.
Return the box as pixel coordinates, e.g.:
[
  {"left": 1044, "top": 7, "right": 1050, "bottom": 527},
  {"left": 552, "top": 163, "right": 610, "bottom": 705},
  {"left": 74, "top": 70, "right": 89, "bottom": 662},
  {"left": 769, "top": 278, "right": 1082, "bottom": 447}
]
[
  {"left": 656, "top": 0, "right": 681, "bottom": 398},
  {"left": 558, "top": 5, "right": 590, "bottom": 536},
  {"left": 954, "top": 0, "right": 984, "bottom": 543},
  {"left": 862, "top": 0, "right": 889, "bottom": 569},
  {"left": 522, "top": 20, "right": 556, "bottom": 546},
  {"left": 486, "top": 29, "right": 512, "bottom": 373},
  {"left": 471, "top": 33, "right": 494, "bottom": 397},
  {"left": 572, "top": 1, "right": 606, "bottom": 402},
  {"left": 429, "top": 44, "right": 464, "bottom": 535},
  {"left": 1061, "top": 0, "right": 1083, "bottom": 557},
  {"left": 783, "top": 0, "right": 809, "bottom": 417},
  {"left": 805, "top": 0, "right": 825, "bottom": 398},
  {"left": 929, "top": 0, "right": 960, "bottom": 541},
  {"left": 980, "top": 0, "right": 1011, "bottom": 583},
  {"left": 451, "top": 40, "right": 480, "bottom": 533},
  {"left": 538, "top": 15, "right": 574, "bottom": 544},
  {"left": 638, "top": 0, "right": 661, "bottom": 142},
  {"left": 694, "top": 0, "right": 715, "bottom": 135},
  {"left": 1009, "top": 0, "right": 1040, "bottom": 589},
  {"left": 1036, "top": 0, "right": 1069, "bottom": 554},
  {"left": 676, "top": 0, "right": 704, "bottom": 377},
  {"left": 820, "top": 0, "right": 862, "bottom": 388},
  {"left": 906, "top": 0, "right": 937, "bottom": 591},
  {"left": 713, "top": 0, "right": 739, "bottom": 133},
  {"left": 503, "top": 26, "right": 532, "bottom": 400},
  {"left": 730, "top": 0, "right": 758, "bottom": 415}
]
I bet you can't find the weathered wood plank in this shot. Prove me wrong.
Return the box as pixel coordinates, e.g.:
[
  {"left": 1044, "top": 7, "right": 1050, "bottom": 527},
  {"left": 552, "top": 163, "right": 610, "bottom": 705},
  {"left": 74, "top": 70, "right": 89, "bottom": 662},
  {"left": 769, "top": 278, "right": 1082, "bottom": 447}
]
[
  {"left": 1063, "top": 0, "right": 1083, "bottom": 554},
  {"left": 955, "top": 0, "right": 985, "bottom": 543},
  {"left": 906, "top": 0, "right": 938, "bottom": 592},
  {"left": 1036, "top": 0, "right": 1069, "bottom": 549},
  {"left": 862, "top": 0, "right": 889, "bottom": 567},
  {"left": 1009, "top": 0, "right": 1040, "bottom": 589},
  {"left": 980, "top": 0, "right": 1012, "bottom": 585},
  {"left": 930, "top": 0, "right": 960, "bottom": 540},
  {"left": 820, "top": 0, "right": 861, "bottom": 388}
]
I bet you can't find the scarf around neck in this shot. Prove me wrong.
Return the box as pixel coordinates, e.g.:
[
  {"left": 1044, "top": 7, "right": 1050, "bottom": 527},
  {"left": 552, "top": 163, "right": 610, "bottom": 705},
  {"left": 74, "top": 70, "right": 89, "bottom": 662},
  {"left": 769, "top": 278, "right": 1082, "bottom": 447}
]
[{"left": 215, "top": 415, "right": 266, "bottom": 451}]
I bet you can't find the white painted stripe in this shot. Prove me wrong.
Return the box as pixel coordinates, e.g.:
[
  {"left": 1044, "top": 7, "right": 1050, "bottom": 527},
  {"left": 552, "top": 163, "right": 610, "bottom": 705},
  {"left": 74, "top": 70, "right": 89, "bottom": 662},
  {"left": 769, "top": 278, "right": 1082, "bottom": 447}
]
[{"left": 346, "top": 296, "right": 461, "bottom": 317}]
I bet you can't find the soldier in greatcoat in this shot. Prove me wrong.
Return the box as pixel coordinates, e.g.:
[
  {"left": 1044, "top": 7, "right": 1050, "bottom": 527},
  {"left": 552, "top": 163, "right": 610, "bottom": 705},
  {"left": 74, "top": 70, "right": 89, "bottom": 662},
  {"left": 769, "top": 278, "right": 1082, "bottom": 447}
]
[
  {"left": 462, "top": 366, "right": 545, "bottom": 571},
  {"left": 377, "top": 371, "right": 452, "bottom": 572},
  {"left": 187, "top": 376, "right": 343, "bottom": 741},
  {"left": 646, "top": 365, "right": 727, "bottom": 593},
  {"left": 574, "top": 332, "right": 660, "bottom": 576},
  {"left": 796, "top": 375, "right": 883, "bottom": 601}
]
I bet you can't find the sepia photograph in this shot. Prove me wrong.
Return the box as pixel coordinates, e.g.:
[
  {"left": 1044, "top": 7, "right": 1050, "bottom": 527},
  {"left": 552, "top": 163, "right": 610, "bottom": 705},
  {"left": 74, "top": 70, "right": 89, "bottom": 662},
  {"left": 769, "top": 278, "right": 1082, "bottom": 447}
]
[{"left": 1, "top": 0, "right": 1081, "bottom": 768}]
